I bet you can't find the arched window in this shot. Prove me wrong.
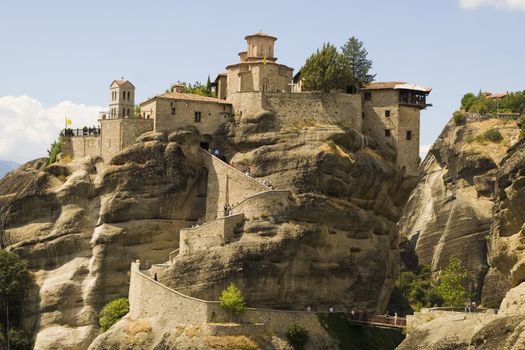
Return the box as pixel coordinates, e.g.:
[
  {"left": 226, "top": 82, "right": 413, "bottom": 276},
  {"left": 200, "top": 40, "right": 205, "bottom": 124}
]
[
  {"left": 123, "top": 91, "right": 126, "bottom": 100},
  {"left": 127, "top": 91, "right": 131, "bottom": 100}
]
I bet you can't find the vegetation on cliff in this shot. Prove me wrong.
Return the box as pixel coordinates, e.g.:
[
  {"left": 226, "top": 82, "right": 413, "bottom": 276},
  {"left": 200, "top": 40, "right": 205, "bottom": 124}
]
[
  {"left": 99, "top": 298, "right": 129, "bottom": 333},
  {"left": 46, "top": 138, "right": 62, "bottom": 165},
  {"left": 286, "top": 323, "right": 310, "bottom": 350},
  {"left": 0, "top": 250, "right": 32, "bottom": 350},
  {"left": 460, "top": 90, "right": 525, "bottom": 114}
]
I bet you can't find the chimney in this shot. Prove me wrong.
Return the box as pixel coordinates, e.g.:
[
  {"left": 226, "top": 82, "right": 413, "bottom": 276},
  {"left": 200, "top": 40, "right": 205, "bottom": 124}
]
[{"left": 171, "top": 84, "right": 185, "bottom": 93}]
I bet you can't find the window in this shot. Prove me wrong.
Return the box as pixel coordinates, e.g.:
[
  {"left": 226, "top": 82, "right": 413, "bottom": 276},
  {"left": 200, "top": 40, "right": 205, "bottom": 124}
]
[
  {"left": 123, "top": 91, "right": 126, "bottom": 100},
  {"left": 385, "top": 129, "right": 391, "bottom": 137},
  {"left": 171, "top": 107, "right": 176, "bottom": 115},
  {"left": 364, "top": 92, "right": 372, "bottom": 101},
  {"left": 362, "top": 112, "right": 365, "bottom": 119},
  {"left": 223, "top": 105, "right": 226, "bottom": 111},
  {"left": 406, "top": 130, "right": 412, "bottom": 140},
  {"left": 194, "top": 111, "right": 202, "bottom": 122},
  {"left": 127, "top": 91, "right": 131, "bottom": 100},
  {"left": 385, "top": 110, "right": 391, "bottom": 118}
]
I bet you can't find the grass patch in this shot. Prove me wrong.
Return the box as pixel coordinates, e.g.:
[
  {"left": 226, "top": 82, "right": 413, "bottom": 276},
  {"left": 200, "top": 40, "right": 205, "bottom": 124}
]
[
  {"left": 317, "top": 313, "right": 404, "bottom": 350},
  {"left": 204, "top": 335, "right": 259, "bottom": 350},
  {"left": 475, "top": 128, "right": 503, "bottom": 143}
]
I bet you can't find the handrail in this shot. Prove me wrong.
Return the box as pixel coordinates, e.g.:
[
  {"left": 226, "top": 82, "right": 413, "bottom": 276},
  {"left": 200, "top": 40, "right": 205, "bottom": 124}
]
[
  {"left": 181, "top": 213, "right": 244, "bottom": 231},
  {"left": 232, "top": 189, "right": 291, "bottom": 210}
]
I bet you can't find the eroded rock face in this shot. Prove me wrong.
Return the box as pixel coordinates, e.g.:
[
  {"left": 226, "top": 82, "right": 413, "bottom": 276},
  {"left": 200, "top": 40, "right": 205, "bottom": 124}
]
[
  {"left": 2, "top": 111, "right": 413, "bottom": 348},
  {"left": 399, "top": 118, "right": 520, "bottom": 303},
  {"left": 160, "top": 115, "right": 413, "bottom": 314},
  {"left": 0, "top": 133, "right": 207, "bottom": 349}
]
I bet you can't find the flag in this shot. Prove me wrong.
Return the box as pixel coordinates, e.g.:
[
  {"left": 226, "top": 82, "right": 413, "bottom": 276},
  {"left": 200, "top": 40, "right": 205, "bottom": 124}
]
[
  {"left": 65, "top": 116, "right": 72, "bottom": 126},
  {"left": 263, "top": 53, "right": 267, "bottom": 65}
]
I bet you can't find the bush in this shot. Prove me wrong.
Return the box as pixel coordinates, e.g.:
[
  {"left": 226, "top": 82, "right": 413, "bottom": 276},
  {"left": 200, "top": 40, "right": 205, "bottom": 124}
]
[
  {"left": 219, "top": 283, "right": 246, "bottom": 323},
  {"left": 476, "top": 129, "right": 503, "bottom": 143},
  {"left": 453, "top": 111, "right": 466, "bottom": 125},
  {"left": 465, "top": 135, "right": 474, "bottom": 143},
  {"left": 286, "top": 323, "right": 310, "bottom": 350},
  {"left": 99, "top": 297, "right": 129, "bottom": 332},
  {"left": 7, "top": 328, "right": 32, "bottom": 350},
  {"left": 47, "top": 139, "right": 62, "bottom": 165}
]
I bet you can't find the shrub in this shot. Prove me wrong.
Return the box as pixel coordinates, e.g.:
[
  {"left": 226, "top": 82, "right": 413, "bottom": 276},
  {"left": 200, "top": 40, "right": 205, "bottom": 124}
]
[
  {"left": 47, "top": 139, "right": 62, "bottom": 165},
  {"left": 219, "top": 283, "right": 246, "bottom": 323},
  {"left": 99, "top": 297, "right": 129, "bottom": 332},
  {"left": 465, "top": 135, "right": 474, "bottom": 143},
  {"left": 6, "top": 328, "right": 32, "bottom": 350},
  {"left": 452, "top": 111, "right": 466, "bottom": 126},
  {"left": 476, "top": 129, "right": 503, "bottom": 143},
  {"left": 286, "top": 323, "right": 310, "bottom": 350}
]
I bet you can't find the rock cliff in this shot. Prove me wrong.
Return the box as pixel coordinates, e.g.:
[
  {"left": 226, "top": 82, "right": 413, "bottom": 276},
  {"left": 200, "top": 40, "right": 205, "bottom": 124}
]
[
  {"left": 399, "top": 117, "right": 521, "bottom": 304},
  {"left": 1, "top": 111, "right": 413, "bottom": 348}
]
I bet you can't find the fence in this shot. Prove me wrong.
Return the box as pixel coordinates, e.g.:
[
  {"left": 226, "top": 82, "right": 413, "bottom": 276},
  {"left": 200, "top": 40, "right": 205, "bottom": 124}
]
[{"left": 62, "top": 127, "right": 101, "bottom": 137}]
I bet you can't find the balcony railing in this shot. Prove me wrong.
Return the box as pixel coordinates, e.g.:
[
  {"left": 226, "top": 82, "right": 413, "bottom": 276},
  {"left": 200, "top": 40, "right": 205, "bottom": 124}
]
[{"left": 62, "top": 127, "right": 101, "bottom": 137}]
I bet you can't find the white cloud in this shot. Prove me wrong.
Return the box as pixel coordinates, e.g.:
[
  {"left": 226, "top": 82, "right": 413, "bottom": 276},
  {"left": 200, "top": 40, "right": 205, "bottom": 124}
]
[
  {"left": 459, "top": 0, "right": 525, "bottom": 10},
  {"left": 0, "top": 96, "right": 103, "bottom": 163},
  {"left": 420, "top": 144, "right": 431, "bottom": 159}
]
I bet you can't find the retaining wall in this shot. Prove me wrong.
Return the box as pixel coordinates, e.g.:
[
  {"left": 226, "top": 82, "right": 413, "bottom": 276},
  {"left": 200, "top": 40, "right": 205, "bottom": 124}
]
[
  {"left": 232, "top": 190, "right": 293, "bottom": 220},
  {"left": 202, "top": 150, "right": 267, "bottom": 221},
  {"left": 129, "top": 263, "right": 330, "bottom": 337},
  {"left": 179, "top": 214, "right": 244, "bottom": 255}
]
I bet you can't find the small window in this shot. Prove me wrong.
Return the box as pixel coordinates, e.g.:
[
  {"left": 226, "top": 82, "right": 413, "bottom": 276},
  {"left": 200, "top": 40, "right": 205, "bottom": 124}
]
[
  {"left": 385, "top": 129, "right": 391, "bottom": 137},
  {"left": 123, "top": 91, "right": 126, "bottom": 100},
  {"left": 223, "top": 105, "right": 226, "bottom": 111},
  {"left": 171, "top": 107, "right": 176, "bottom": 115},
  {"left": 385, "top": 110, "right": 391, "bottom": 118},
  {"left": 364, "top": 92, "right": 372, "bottom": 101},
  {"left": 362, "top": 112, "right": 365, "bottom": 119},
  {"left": 406, "top": 130, "right": 412, "bottom": 140},
  {"left": 127, "top": 91, "right": 131, "bottom": 100},
  {"left": 195, "top": 111, "right": 202, "bottom": 122}
]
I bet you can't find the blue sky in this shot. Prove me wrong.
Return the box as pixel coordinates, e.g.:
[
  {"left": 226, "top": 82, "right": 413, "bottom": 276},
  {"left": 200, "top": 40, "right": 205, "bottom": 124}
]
[{"left": 0, "top": 0, "right": 524, "bottom": 163}]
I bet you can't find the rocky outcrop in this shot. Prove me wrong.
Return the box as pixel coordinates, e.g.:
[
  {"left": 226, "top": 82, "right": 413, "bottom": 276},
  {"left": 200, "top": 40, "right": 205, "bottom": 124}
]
[
  {"left": 399, "top": 117, "right": 520, "bottom": 304},
  {"left": 2, "top": 110, "right": 413, "bottom": 348},
  {"left": 0, "top": 132, "right": 208, "bottom": 349}
]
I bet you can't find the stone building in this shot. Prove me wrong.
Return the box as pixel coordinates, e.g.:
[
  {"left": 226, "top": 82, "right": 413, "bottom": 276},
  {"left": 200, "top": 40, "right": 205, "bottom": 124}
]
[
  {"left": 140, "top": 84, "right": 232, "bottom": 147},
  {"left": 62, "top": 32, "right": 430, "bottom": 177},
  {"left": 361, "top": 82, "right": 431, "bottom": 175}
]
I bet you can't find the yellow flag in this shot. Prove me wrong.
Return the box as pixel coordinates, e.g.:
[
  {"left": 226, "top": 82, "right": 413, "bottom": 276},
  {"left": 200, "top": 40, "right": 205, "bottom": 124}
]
[
  {"left": 65, "top": 116, "right": 72, "bottom": 126},
  {"left": 263, "top": 53, "right": 267, "bottom": 65}
]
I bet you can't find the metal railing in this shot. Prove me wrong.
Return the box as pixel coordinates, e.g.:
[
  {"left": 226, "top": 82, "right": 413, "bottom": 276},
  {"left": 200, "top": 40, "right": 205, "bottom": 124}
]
[
  {"left": 62, "top": 127, "right": 101, "bottom": 137},
  {"left": 347, "top": 313, "right": 406, "bottom": 328}
]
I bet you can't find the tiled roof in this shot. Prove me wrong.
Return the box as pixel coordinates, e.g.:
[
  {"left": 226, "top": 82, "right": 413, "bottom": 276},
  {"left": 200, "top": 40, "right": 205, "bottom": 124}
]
[
  {"left": 361, "top": 81, "right": 407, "bottom": 90},
  {"left": 142, "top": 92, "right": 231, "bottom": 105}
]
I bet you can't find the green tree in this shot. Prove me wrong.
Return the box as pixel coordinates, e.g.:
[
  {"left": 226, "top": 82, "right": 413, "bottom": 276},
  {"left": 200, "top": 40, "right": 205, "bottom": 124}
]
[
  {"left": 286, "top": 323, "right": 310, "bottom": 350},
  {"left": 134, "top": 104, "right": 141, "bottom": 115},
  {"left": 99, "top": 297, "right": 129, "bottom": 332},
  {"left": 460, "top": 93, "right": 477, "bottom": 111},
  {"left": 0, "top": 250, "right": 32, "bottom": 349},
  {"left": 340, "top": 36, "right": 376, "bottom": 87},
  {"left": 47, "top": 138, "right": 62, "bottom": 165},
  {"left": 436, "top": 257, "right": 472, "bottom": 307},
  {"left": 300, "top": 43, "right": 347, "bottom": 92},
  {"left": 219, "top": 283, "right": 246, "bottom": 323}
]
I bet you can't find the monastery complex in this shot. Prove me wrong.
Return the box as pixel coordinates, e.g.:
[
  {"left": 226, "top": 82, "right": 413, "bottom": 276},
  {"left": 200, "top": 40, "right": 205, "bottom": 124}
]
[{"left": 63, "top": 32, "right": 431, "bottom": 175}]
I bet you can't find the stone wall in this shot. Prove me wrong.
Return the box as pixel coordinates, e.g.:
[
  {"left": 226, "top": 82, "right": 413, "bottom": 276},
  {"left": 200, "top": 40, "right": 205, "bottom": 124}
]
[
  {"left": 263, "top": 92, "right": 363, "bottom": 130},
  {"left": 129, "top": 263, "right": 331, "bottom": 337},
  {"left": 179, "top": 214, "right": 244, "bottom": 255},
  {"left": 202, "top": 150, "right": 268, "bottom": 221},
  {"left": 62, "top": 136, "right": 101, "bottom": 159},
  {"left": 100, "top": 118, "right": 153, "bottom": 160},
  {"left": 406, "top": 309, "right": 495, "bottom": 334},
  {"left": 232, "top": 190, "right": 293, "bottom": 220},
  {"left": 141, "top": 99, "right": 232, "bottom": 136}
]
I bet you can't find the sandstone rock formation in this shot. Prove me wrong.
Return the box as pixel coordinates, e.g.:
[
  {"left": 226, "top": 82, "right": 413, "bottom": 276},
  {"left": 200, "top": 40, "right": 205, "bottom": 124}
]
[
  {"left": 399, "top": 117, "right": 520, "bottom": 304},
  {"left": 1, "top": 110, "right": 413, "bottom": 348}
]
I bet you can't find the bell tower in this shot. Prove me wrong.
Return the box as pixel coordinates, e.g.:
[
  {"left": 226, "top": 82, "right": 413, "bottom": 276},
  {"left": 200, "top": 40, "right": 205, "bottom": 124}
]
[{"left": 109, "top": 79, "right": 135, "bottom": 119}]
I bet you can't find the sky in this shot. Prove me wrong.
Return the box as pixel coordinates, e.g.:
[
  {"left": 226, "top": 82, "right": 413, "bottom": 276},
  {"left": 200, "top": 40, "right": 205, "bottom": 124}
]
[{"left": 0, "top": 0, "right": 524, "bottom": 163}]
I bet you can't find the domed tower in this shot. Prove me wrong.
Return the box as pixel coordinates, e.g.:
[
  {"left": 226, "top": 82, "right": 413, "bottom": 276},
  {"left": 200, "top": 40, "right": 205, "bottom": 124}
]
[
  {"left": 243, "top": 32, "right": 277, "bottom": 63},
  {"left": 226, "top": 32, "right": 294, "bottom": 112}
]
